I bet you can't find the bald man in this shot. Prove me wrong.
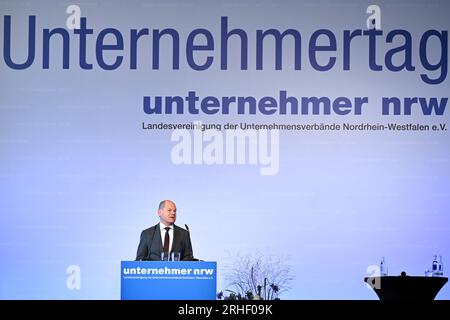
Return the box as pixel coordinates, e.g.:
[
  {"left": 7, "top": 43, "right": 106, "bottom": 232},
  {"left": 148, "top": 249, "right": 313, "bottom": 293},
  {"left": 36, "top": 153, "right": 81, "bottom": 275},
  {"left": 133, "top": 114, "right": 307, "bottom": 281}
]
[{"left": 136, "top": 200, "right": 194, "bottom": 261}]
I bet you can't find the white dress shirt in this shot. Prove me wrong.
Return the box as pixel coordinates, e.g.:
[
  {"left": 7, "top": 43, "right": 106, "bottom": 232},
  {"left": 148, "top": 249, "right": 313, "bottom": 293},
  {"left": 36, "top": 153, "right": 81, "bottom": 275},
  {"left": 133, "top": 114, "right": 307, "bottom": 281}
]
[{"left": 160, "top": 223, "right": 174, "bottom": 252}]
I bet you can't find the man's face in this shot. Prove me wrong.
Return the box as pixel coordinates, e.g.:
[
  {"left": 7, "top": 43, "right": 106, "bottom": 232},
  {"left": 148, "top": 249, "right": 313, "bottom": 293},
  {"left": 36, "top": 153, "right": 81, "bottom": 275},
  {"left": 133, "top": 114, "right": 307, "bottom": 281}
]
[{"left": 158, "top": 201, "right": 177, "bottom": 226}]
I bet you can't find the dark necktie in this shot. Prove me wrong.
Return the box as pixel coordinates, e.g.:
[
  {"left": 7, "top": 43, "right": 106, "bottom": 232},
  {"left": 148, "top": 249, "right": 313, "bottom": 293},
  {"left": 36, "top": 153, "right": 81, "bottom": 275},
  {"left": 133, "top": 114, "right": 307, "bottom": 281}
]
[{"left": 163, "top": 227, "right": 170, "bottom": 253}]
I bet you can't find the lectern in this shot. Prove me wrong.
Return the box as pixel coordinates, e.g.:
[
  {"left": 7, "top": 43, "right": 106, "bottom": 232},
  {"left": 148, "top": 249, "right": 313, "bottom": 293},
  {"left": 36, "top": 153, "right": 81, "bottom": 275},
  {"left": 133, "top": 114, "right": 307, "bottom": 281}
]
[{"left": 121, "top": 261, "right": 217, "bottom": 300}]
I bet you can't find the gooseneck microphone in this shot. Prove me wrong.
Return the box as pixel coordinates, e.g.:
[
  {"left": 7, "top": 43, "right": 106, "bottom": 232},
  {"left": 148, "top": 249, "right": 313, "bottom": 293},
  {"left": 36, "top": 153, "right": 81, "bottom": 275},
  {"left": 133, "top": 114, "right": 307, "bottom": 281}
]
[{"left": 184, "top": 224, "right": 200, "bottom": 261}]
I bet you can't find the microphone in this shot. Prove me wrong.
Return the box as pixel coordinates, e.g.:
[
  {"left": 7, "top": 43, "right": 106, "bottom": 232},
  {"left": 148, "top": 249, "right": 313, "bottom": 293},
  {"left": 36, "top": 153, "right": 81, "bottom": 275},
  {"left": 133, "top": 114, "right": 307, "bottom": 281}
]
[{"left": 185, "top": 224, "right": 200, "bottom": 261}]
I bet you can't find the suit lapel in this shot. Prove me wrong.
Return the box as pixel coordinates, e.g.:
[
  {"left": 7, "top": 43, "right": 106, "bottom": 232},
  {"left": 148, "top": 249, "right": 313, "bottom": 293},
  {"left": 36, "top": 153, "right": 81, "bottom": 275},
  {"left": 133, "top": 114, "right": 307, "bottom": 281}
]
[
  {"left": 172, "top": 225, "right": 181, "bottom": 252},
  {"left": 153, "top": 224, "right": 163, "bottom": 253}
]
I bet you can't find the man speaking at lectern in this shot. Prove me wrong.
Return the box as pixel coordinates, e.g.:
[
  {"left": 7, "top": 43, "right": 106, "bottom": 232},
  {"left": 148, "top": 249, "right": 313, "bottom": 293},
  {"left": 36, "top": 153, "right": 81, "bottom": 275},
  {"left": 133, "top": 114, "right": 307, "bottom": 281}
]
[{"left": 136, "top": 200, "right": 194, "bottom": 261}]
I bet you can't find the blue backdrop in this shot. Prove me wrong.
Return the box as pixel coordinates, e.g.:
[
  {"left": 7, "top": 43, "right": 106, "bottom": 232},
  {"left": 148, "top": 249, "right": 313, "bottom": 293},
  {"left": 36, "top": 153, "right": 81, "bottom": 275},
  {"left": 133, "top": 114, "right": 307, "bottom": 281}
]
[{"left": 1, "top": 0, "right": 449, "bottom": 299}]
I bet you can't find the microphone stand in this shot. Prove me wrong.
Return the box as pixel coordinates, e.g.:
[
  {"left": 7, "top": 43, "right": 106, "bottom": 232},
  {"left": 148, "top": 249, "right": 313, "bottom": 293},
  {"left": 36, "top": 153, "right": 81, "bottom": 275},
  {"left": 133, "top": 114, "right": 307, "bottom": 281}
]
[{"left": 185, "top": 224, "right": 201, "bottom": 261}]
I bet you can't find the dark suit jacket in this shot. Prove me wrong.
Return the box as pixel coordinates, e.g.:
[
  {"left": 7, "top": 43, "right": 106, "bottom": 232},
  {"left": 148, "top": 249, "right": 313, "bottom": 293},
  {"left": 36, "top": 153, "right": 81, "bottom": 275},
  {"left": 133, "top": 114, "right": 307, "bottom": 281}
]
[{"left": 135, "top": 223, "right": 194, "bottom": 261}]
